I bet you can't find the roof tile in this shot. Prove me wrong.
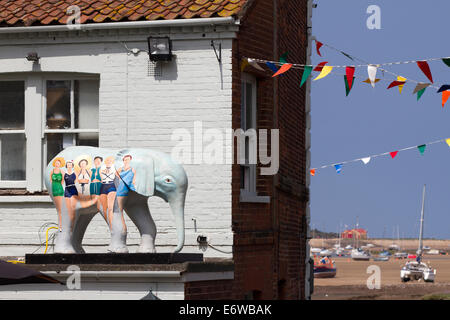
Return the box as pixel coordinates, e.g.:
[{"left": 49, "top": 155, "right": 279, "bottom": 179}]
[{"left": 0, "top": 0, "right": 249, "bottom": 27}]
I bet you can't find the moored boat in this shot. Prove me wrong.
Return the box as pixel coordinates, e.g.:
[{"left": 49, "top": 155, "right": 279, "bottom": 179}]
[
  {"left": 351, "top": 248, "right": 370, "bottom": 261},
  {"left": 400, "top": 185, "right": 437, "bottom": 283},
  {"left": 314, "top": 257, "right": 336, "bottom": 278}
]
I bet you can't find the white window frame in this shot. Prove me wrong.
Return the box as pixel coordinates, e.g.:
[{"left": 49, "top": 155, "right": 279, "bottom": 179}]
[
  {"left": 239, "top": 73, "right": 270, "bottom": 204},
  {"left": 0, "top": 73, "right": 99, "bottom": 192}
]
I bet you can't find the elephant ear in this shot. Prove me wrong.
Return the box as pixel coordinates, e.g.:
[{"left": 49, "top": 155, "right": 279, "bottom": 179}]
[{"left": 115, "top": 150, "right": 155, "bottom": 197}]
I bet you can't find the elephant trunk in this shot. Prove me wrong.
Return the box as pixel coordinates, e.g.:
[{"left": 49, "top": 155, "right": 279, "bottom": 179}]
[{"left": 169, "top": 195, "right": 185, "bottom": 253}]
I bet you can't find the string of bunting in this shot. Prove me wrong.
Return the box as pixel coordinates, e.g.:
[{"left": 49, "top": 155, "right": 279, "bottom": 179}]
[
  {"left": 309, "top": 138, "right": 450, "bottom": 176},
  {"left": 242, "top": 40, "right": 450, "bottom": 107}
]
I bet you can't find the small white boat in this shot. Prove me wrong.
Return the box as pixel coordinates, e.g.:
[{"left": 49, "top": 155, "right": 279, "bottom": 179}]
[
  {"left": 389, "top": 244, "right": 400, "bottom": 251},
  {"left": 319, "top": 249, "right": 333, "bottom": 257},
  {"left": 310, "top": 247, "right": 322, "bottom": 254},
  {"left": 401, "top": 261, "right": 436, "bottom": 282},
  {"left": 351, "top": 248, "right": 370, "bottom": 261},
  {"left": 394, "top": 252, "right": 408, "bottom": 259},
  {"left": 400, "top": 185, "right": 437, "bottom": 283},
  {"left": 373, "top": 256, "right": 389, "bottom": 261},
  {"left": 345, "top": 245, "right": 353, "bottom": 250}
]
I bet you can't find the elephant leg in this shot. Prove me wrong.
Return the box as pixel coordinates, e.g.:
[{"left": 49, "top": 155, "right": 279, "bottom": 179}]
[
  {"left": 54, "top": 196, "right": 77, "bottom": 253},
  {"left": 124, "top": 192, "right": 156, "bottom": 253},
  {"left": 71, "top": 209, "right": 99, "bottom": 254},
  {"left": 108, "top": 194, "right": 128, "bottom": 253}
]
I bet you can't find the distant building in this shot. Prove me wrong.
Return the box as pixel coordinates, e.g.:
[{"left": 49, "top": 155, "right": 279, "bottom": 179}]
[{"left": 341, "top": 229, "right": 368, "bottom": 239}]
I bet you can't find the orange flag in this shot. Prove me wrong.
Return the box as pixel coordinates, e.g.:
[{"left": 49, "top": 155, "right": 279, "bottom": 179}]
[
  {"left": 443, "top": 91, "right": 450, "bottom": 108},
  {"left": 272, "top": 63, "right": 293, "bottom": 77},
  {"left": 310, "top": 169, "right": 316, "bottom": 176}
]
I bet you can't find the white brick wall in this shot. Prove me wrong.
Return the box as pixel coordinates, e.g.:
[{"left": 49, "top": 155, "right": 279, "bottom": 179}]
[{"left": 0, "top": 31, "right": 234, "bottom": 257}]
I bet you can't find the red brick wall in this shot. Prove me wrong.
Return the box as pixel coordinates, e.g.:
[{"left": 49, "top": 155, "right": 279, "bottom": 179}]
[
  {"left": 185, "top": 0, "right": 309, "bottom": 300},
  {"left": 185, "top": 280, "right": 234, "bottom": 300},
  {"left": 230, "top": 0, "right": 309, "bottom": 300}
]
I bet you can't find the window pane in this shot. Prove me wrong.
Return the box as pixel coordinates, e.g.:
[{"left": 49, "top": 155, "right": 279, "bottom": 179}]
[
  {"left": 76, "top": 133, "right": 99, "bottom": 147},
  {"left": 46, "top": 133, "right": 99, "bottom": 165},
  {"left": 46, "top": 80, "right": 71, "bottom": 129},
  {"left": 245, "top": 83, "right": 253, "bottom": 130},
  {"left": 0, "top": 134, "right": 26, "bottom": 180},
  {"left": 46, "top": 133, "right": 72, "bottom": 165},
  {"left": 74, "top": 80, "right": 99, "bottom": 130},
  {"left": 0, "top": 81, "right": 25, "bottom": 129}
]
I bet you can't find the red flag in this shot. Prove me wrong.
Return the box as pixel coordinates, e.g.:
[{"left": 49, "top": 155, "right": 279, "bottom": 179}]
[
  {"left": 316, "top": 41, "right": 323, "bottom": 56},
  {"left": 387, "top": 80, "right": 405, "bottom": 89},
  {"left": 272, "top": 63, "right": 293, "bottom": 77},
  {"left": 313, "top": 61, "right": 328, "bottom": 72},
  {"left": 417, "top": 61, "right": 434, "bottom": 83},
  {"left": 310, "top": 169, "right": 316, "bottom": 176},
  {"left": 345, "top": 66, "right": 355, "bottom": 90},
  {"left": 390, "top": 151, "right": 398, "bottom": 159}
]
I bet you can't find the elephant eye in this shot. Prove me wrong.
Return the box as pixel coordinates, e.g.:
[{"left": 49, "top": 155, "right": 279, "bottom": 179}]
[{"left": 165, "top": 178, "right": 172, "bottom": 183}]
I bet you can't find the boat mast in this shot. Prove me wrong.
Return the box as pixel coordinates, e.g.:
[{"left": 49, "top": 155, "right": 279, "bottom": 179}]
[{"left": 417, "top": 184, "right": 426, "bottom": 258}]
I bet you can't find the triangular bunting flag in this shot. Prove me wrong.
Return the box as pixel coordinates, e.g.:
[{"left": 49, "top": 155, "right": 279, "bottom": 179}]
[
  {"left": 241, "top": 58, "right": 249, "bottom": 72},
  {"left": 397, "top": 76, "right": 406, "bottom": 93},
  {"left": 313, "top": 61, "right": 328, "bottom": 72},
  {"left": 387, "top": 80, "right": 406, "bottom": 90},
  {"left": 345, "top": 66, "right": 355, "bottom": 89},
  {"left": 272, "top": 63, "right": 293, "bottom": 77},
  {"left": 313, "top": 66, "right": 333, "bottom": 81},
  {"left": 265, "top": 62, "right": 279, "bottom": 73},
  {"left": 363, "top": 78, "right": 380, "bottom": 84},
  {"left": 390, "top": 151, "right": 398, "bottom": 159},
  {"left": 247, "top": 58, "right": 265, "bottom": 71},
  {"left": 300, "top": 66, "right": 313, "bottom": 87},
  {"left": 341, "top": 51, "right": 354, "bottom": 61},
  {"left": 413, "top": 83, "right": 431, "bottom": 94},
  {"left": 413, "top": 83, "right": 430, "bottom": 101},
  {"left": 446, "top": 138, "right": 450, "bottom": 147},
  {"left": 417, "top": 61, "right": 434, "bottom": 83},
  {"left": 443, "top": 58, "right": 450, "bottom": 67},
  {"left": 361, "top": 157, "right": 371, "bottom": 165},
  {"left": 437, "top": 85, "right": 450, "bottom": 93},
  {"left": 334, "top": 164, "right": 342, "bottom": 174},
  {"left": 443, "top": 91, "right": 450, "bottom": 108},
  {"left": 280, "top": 52, "right": 289, "bottom": 64},
  {"left": 316, "top": 41, "right": 323, "bottom": 57},
  {"left": 417, "top": 88, "right": 426, "bottom": 101},
  {"left": 417, "top": 144, "right": 426, "bottom": 155},
  {"left": 367, "top": 65, "right": 378, "bottom": 88},
  {"left": 310, "top": 169, "right": 316, "bottom": 176},
  {"left": 344, "top": 76, "right": 355, "bottom": 96}
]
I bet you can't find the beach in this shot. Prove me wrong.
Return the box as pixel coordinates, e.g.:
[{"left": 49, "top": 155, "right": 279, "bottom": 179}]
[{"left": 312, "top": 255, "right": 450, "bottom": 300}]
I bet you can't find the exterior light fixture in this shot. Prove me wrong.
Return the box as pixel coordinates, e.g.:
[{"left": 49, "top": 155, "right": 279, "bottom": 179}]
[
  {"left": 147, "top": 36, "right": 172, "bottom": 62},
  {"left": 26, "top": 52, "right": 40, "bottom": 62}
]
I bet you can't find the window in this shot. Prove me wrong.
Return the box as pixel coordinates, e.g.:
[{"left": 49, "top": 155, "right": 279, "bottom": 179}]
[
  {"left": 239, "top": 74, "right": 269, "bottom": 203},
  {"left": 240, "top": 74, "right": 257, "bottom": 194},
  {"left": 0, "top": 74, "right": 99, "bottom": 192},
  {"left": 0, "top": 81, "right": 26, "bottom": 186},
  {"left": 44, "top": 79, "right": 99, "bottom": 165}
]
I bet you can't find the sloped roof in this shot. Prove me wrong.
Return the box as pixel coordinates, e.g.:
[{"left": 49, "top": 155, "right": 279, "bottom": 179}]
[{"left": 0, "top": 0, "right": 249, "bottom": 27}]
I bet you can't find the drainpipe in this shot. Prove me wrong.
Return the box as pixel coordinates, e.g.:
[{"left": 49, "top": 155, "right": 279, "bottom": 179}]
[{"left": 304, "top": 0, "right": 315, "bottom": 301}]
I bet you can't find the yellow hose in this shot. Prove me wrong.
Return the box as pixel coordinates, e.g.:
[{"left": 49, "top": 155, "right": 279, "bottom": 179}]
[
  {"left": 7, "top": 260, "right": 24, "bottom": 264},
  {"left": 44, "top": 227, "right": 59, "bottom": 254}
]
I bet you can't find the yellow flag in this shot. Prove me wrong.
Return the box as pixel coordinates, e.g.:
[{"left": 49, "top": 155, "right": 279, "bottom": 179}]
[
  {"left": 446, "top": 138, "right": 450, "bottom": 147},
  {"left": 313, "top": 66, "right": 333, "bottom": 81},
  {"left": 241, "top": 58, "right": 249, "bottom": 72},
  {"left": 397, "top": 76, "right": 406, "bottom": 93}
]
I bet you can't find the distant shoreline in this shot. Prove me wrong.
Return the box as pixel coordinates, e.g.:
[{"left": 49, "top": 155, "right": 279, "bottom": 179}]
[{"left": 309, "top": 238, "right": 450, "bottom": 251}]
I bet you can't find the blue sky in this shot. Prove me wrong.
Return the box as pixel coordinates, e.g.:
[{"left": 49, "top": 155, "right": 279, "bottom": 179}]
[{"left": 310, "top": 0, "right": 450, "bottom": 239}]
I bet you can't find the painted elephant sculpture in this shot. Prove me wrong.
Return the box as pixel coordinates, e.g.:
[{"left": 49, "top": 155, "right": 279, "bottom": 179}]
[{"left": 44, "top": 146, "right": 188, "bottom": 254}]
